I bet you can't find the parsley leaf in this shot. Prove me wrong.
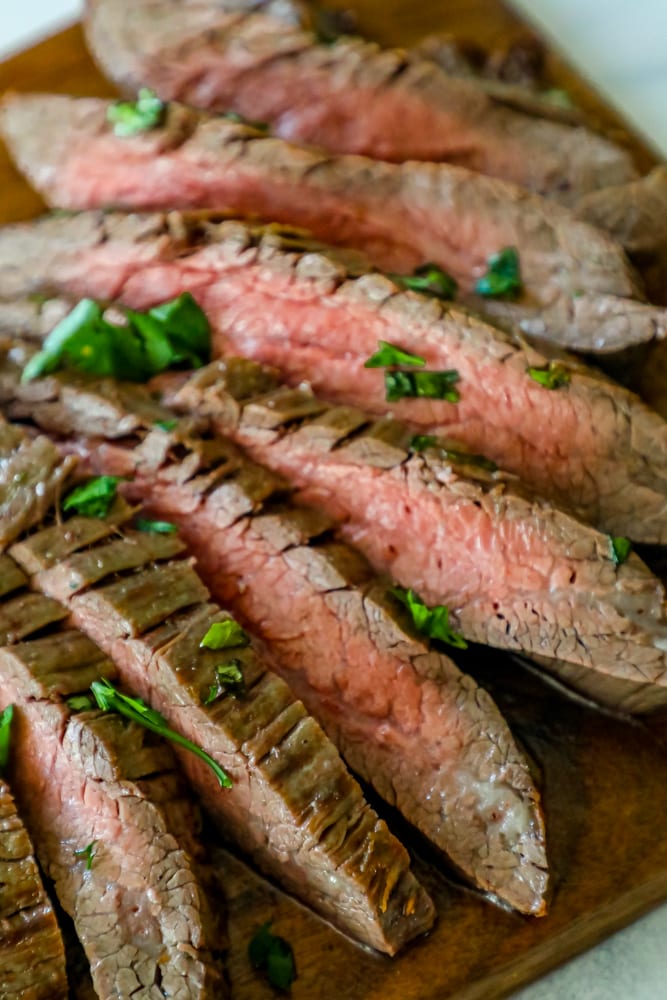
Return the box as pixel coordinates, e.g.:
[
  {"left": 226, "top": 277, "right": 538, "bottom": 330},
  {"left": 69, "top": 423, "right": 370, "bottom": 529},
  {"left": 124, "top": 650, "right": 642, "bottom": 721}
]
[
  {"left": 91, "top": 678, "right": 232, "bottom": 789},
  {"left": 385, "top": 370, "right": 460, "bottom": 403},
  {"left": 409, "top": 435, "right": 498, "bottom": 471},
  {"left": 155, "top": 419, "right": 178, "bottom": 432},
  {"left": 364, "top": 341, "right": 425, "bottom": 369},
  {"left": 66, "top": 695, "right": 95, "bottom": 712},
  {"left": 222, "top": 110, "right": 270, "bottom": 133},
  {"left": 74, "top": 841, "right": 97, "bottom": 871},
  {"left": 392, "top": 587, "right": 468, "bottom": 649},
  {"left": 391, "top": 262, "right": 458, "bottom": 301},
  {"left": 609, "top": 536, "right": 632, "bottom": 566},
  {"left": 475, "top": 247, "right": 522, "bottom": 299},
  {"left": 204, "top": 659, "right": 245, "bottom": 705},
  {"left": 0, "top": 705, "right": 13, "bottom": 774},
  {"left": 107, "top": 88, "right": 166, "bottom": 137},
  {"left": 62, "top": 476, "right": 120, "bottom": 519},
  {"left": 248, "top": 922, "right": 296, "bottom": 992},
  {"left": 200, "top": 620, "right": 250, "bottom": 651},
  {"left": 135, "top": 518, "right": 178, "bottom": 535},
  {"left": 527, "top": 362, "right": 570, "bottom": 390}
]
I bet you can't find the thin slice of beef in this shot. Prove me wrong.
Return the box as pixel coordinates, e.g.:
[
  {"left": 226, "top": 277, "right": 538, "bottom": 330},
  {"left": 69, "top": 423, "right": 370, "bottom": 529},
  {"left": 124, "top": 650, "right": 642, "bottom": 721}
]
[
  {"left": 13, "top": 511, "right": 434, "bottom": 954},
  {"left": 83, "top": 0, "right": 637, "bottom": 202},
  {"left": 0, "top": 777, "right": 69, "bottom": 1000},
  {"left": 0, "top": 93, "right": 644, "bottom": 325},
  {"left": 1, "top": 213, "right": 667, "bottom": 542},
  {"left": 576, "top": 166, "right": 667, "bottom": 259},
  {"left": 0, "top": 571, "right": 226, "bottom": 999}
]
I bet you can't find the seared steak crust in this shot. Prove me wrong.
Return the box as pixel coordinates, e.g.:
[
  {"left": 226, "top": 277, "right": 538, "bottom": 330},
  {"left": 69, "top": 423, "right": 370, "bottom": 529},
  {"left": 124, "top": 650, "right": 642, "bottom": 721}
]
[{"left": 0, "top": 777, "right": 69, "bottom": 1000}]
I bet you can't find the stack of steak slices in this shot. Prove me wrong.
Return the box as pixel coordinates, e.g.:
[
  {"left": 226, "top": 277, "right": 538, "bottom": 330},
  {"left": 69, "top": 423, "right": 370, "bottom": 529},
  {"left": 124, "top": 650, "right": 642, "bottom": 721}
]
[{"left": 0, "top": 348, "right": 549, "bottom": 917}]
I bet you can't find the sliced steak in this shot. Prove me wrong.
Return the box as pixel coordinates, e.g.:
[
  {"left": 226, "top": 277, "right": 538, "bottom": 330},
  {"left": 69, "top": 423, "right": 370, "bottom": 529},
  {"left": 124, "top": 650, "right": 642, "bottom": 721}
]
[
  {"left": 0, "top": 93, "right": 643, "bottom": 324},
  {"left": 13, "top": 511, "right": 434, "bottom": 954},
  {"left": 1, "top": 215, "right": 667, "bottom": 542},
  {"left": 0, "top": 568, "right": 226, "bottom": 999},
  {"left": 83, "top": 0, "right": 637, "bottom": 202},
  {"left": 576, "top": 166, "right": 667, "bottom": 258},
  {"left": 0, "top": 777, "right": 69, "bottom": 1000}
]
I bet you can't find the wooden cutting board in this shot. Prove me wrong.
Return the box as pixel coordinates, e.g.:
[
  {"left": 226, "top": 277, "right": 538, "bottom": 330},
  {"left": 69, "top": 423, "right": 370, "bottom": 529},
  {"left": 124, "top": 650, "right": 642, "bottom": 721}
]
[{"left": 1, "top": 5, "right": 666, "bottom": 999}]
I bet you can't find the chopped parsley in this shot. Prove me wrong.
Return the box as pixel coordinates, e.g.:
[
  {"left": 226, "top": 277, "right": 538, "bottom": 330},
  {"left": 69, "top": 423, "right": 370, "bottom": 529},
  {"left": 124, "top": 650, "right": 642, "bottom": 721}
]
[
  {"left": 200, "top": 620, "right": 250, "bottom": 651},
  {"left": 527, "top": 362, "right": 570, "bottom": 390},
  {"left": 0, "top": 705, "right": 13, "bottom": 774},
  {"left": 222, "top": 110, "right": 270, "bottom": 133},
  {"left": 204, "top": 660, "right": 245, "bottom": 705},
  {"left": 62, "top": 476, "right": 120, "bottom": 519},
  {"left": 391, "top": 262, "right": 458, "bottom": 301},
  {"left": 74, "top": 841, "right": 97, "bottom": 871},
  {"left": 107, "top": 88, "right": 166, "bottom": 137},
  {"left": 21, "top": 293, "right": 210, "bottom": 385},
  {"left": 66, "top": 695, "right": 95, "bottom": 712},
  {"left": 91, "top": 678, "right": 232, "bottom": 789},
  {"left": 248, "top": 922, "right": 296, "bottom": 992},
  {"left": 364, "top": 341, "right": 425, "bottom": 369},
  {"left": 135, "top": 518, "right": 178, "bottom": 535},
  {"left": 609, "top": 536, "right": 632, "bottom": 566},
  {"left": 392, "top": 587, "right": 468, "bottom": 650},
  {"left": 154, "top": 419, "right": 178, "bottom": 432},
  {"left": 385, "top": 370, "right": 460, "bottom": 403},
  {"left": 475, "top": 246, "right": 522, "bottom": 299},
  {"left": 409, "top": 435, "right": 498, "bottom": 472}
]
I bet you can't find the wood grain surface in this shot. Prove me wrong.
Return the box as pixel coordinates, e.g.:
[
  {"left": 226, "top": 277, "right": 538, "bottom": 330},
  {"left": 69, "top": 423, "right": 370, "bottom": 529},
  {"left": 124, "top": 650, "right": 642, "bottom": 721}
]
[{"left": 1, "top": 5, "right": 666, "bottom": 999}]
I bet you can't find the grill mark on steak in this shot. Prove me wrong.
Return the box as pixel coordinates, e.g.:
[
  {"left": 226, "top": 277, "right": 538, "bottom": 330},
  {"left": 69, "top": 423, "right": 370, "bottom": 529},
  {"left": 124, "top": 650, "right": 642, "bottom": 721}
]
[
  {"left": 1, "top": 216, "right": 666, "bottom": 543},
  {"left": 83, "top": 0, "right": 637, "bottom": 202},
  {"left": 0, "top": 777, "right": 69, "bottom": 1000}
]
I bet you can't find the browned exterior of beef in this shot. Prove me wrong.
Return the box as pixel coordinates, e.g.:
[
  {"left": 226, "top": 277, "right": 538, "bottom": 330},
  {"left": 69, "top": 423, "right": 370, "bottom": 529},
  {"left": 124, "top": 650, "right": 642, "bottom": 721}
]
[
  {"left": 84, "top": 0, "right": 637, "bottom": 203},
  {"left": 1, "top": 213, "right": 667, "bottom": 543},
  {"left": 0, "top": 777, "right": 69, "bottom": 1000},
  {"left": 576, "top": 166, "right": 667, "bottom": 257}
]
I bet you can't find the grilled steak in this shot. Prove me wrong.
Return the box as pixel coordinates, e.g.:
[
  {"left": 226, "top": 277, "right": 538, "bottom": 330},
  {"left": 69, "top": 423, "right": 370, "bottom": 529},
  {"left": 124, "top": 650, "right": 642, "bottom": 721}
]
[
  {"left": 2, "top": 368, "right": 548, "bottom": 914},
  {"left": 576, "top": 166, "right": 667, "bottom": 258},
  {"left": 84, "top": 0, "right": 637, "bottom": 202},
  {"left": 0, "top": 93, "right": 645, "bottom": 329},
  {"left": 0, "top": 774, "right": 69, "bottom": 1000},
  {"left": 2, "top": 213, "right": 667, "bottom": 542}
]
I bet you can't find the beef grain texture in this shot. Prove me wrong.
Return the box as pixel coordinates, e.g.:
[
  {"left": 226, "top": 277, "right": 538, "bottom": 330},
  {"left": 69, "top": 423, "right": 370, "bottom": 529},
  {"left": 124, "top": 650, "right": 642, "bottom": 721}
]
[
  {"left": 83, "top": 0, "right": 637, "bottom": 202},
  {"left": 0, "top": 92, "right": 646, "bottom": 340},
  {"left": 13, "top": 509, "right": 434, "bottom": 955},
  {"left": 0, "top": 775, "right": 69, "bottom": 1000},
  {"left": 1, "top": 212, "right": 667, "bottom": 542}
]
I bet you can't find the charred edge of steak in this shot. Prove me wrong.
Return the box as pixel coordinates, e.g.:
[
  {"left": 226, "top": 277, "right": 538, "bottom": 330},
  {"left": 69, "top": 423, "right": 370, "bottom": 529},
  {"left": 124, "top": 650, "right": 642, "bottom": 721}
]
[
  {"left": 0, "top": 557, "right": 227, "bottom": 998},
  {"left": 0, "top": 777, "right": 69, "bottom": 1000},
  {"left": 12, "top": 499, "right": 435, "bottom": 954}
]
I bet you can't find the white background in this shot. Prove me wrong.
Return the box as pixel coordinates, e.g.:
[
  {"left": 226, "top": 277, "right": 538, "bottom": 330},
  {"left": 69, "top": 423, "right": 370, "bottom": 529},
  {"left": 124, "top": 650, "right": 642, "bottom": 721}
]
[{"left": 1, "top": 3, "right": 667, "bottom": 998}]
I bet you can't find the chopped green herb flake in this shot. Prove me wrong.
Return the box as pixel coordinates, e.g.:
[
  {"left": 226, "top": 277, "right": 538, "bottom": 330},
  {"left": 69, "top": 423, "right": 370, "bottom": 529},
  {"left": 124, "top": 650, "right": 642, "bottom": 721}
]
[
  {"left": 364, "top": 340, "right": 425, "bottom": 369},
  {"left": 409, "top": 435, "right": 498, "bottom": 471},
  {"left": 392, "top": 587, "right": 468, "bottom": 649},
  {"left": 155, "top": 419, "right": 178, "bottom": 432},
  {"left": 200, "top": 620, "right": 250, "bottom": 651},
  {"left": 0, "top": 705, "right": 13, "bottom": 774},
  {"left": 74, "top": 841, "right": 97, "bottom": 871},
  {"left": 62, "top": 476, "right": 120, "bottom": 519},
  {"left": 91, "top": 678, "right": 232, "bottom": 788},
  {"left": 392, "top": 262, "right": 458, "bottom": 301},
  {"left": 541, "top": 87, "right": 574, "bottom": 110},
  {"left": 21, "top": 293, "right": 210, "bottom": 385},
  {"left": 475, "top": 246, "right": 522, "bottom": 299},
  {"left": 527, "top": 362, "right": 570, "bottom": 390},
  {"left": 385, "top": 370, "right": 460, "bottom": 403},
  {"left": 107, "top": 88, "right": 166, "bottom": 137},
  {"left": 204, "top": 659, "right": 245, "bottom": 705},
  {"left": 135, "top": 518, "right": 178, "bottom": 535},
  {"left": 67, "top": 695, "right": 95, "bottom": 712},
  {"left": 248, "top": 922, "right": 296, "bottom": 992},
  {"left": 222, "top": 110, "right": 270, "bottom": 133},
  {"left": 609, "top": 536, "right": 632, "bottom": 566}
]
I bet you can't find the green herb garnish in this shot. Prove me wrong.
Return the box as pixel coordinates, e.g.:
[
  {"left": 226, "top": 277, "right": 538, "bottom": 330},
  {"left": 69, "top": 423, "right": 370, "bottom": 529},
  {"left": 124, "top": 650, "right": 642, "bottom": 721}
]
[
  {"left": 248, "top": 922, "right": 296, "bottom": 992},
  {"left": 91, "top": 678, "right": 232, "bottom": 788},
  {"left": 62, "top": 476, "right": 120, "bottom": 519},
  {"left": 364, "top": 341, "right": 425, "bottom": 369},
  {"left": 409, "top": 435, "right": 498, "bottom": 471},
  {"left": 392, "top": 587, "right": 468, "bottom": 650},
  {"left": 155, "top": 419, "right": 178, "bottom": 432},
  {"left": 0, "top": 705, "right": 13, "bottom": 774},
  {"left": 391, "top": 262, "right": 458, "bottom": 301},
  {"left": 609, "top": 536, "right": 632, "bottom": 566},
  {"left": 222, "top": 110, "right": 270, "bottom": 133},
  {"left": 475, "top": 246, "right": 522, "bottom": 299},
  {"left": 135, "top": 518, "right": 178, "bottom": 535},
  {"left": 204, "top": 660, "right": 245, "bottom": 705},
  {"left": 74, "top": 841, "right": 97, "bottom": 871},
  {"left": 385, "top": 370, "right": 460, "bottom": 403},
  {"left": 21, "top": 293, "right": 210, "bottom": 385},
  {"left": 66, "top": 695, "right": 95, "bottom": 712},
  {"left": 527, "top": 362, "right": 570, "bottom": 390},
  {"left": 200, "top": 620, "right": 250, "bottom": 651},
  {"left": 107, "top": 88, "right": 166, "bottom": 137}
]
